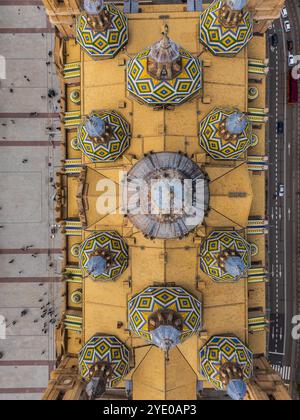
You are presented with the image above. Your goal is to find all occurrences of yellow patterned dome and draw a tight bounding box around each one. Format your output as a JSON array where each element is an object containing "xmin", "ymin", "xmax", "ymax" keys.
[
  {"xmin": 128, "ymin": 286, "xmax": 202, "ymax": 351},
  {"xmin": 79, "ymin": 231, "xmax": 129, "ymax": 281},
  {"xmin": 79, "ymin": 334, "xmax": 130, "ymax": 387},
  {"xmin": 200, "ymin": 0, "xmax": 253, "ymax": 56},
  {"xmin": 77, "ymin": 110, "xmax": 131, "ymax": 162},
  {"xmin": 76, "ymin": 3, "xmax": 128, "ymax": 59},
  {"xmin": 127, "ymin": 27, "xmax": 202, "ymax": 106},
  {"xmin": 199, "ymin": 108, "xmax": 253, "ymax": 160},
  {"xmin": 200, "ymin": 230, "xmax": 251, "ymax": 282},
  {"xmin": 199, "ymin": 335, "xmax": 253, "ymax": 395}
]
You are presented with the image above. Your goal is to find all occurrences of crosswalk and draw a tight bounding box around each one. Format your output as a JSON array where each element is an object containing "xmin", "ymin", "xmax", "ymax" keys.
[{"xmin": 271, "ymin": 365, "xmax": 291, "ymax": 382}]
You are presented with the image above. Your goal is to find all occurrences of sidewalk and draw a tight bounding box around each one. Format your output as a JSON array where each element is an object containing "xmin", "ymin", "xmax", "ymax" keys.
[{"xmin": 0, "ymin": 3, "xmax": 61, "ymax": 400}]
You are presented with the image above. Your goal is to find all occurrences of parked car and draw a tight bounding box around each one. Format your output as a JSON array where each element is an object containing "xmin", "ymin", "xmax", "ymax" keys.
[
  {"xmin": 271, "ymin": 34, "xmax": 279, "ymax": 47},
  {"xmin": 278, "ymin": 184, "xmax": 285, "ymax": 197},
  {"xmin": 288, "ymin": 52, "xmax": 295, "ymax": 67},
  {"xmin": 281, "ymin": 6, "xmax": 288, "ymax": 19},
  {"xmin": 284, "ymin": 20, "xmax": 291, "ymax": 32},
  {"xmin": 287, "ymin": 39, "xmax": 293, "ymax": 51},
  {"xmin": 277, "ymin": 121, "xmax": 284, "ymax": 134}
]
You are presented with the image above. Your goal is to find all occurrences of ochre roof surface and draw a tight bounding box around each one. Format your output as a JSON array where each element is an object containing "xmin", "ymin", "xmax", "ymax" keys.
[{"xmin": 61, "ymin": 3, "xmax": 267, "ymax": 399}]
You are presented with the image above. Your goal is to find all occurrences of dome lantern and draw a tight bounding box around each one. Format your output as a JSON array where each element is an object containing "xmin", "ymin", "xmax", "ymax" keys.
[
  {"xmin": 219, "ymin": 0, "xmax": 247, "ymax": 28},
  {"xmin": 85, "ymin": 114, "xmax": 113, "ymax": 145},
  {"xmin": 83, "ymin": 0, "xmax": 111, "ymax": 32},
  {"xmin": 147, "ymin": 25, "xmax": 182, "ymax": 81},
  {"xmin": 227, "ymin": 378, "xmax": 247, "ymax": 400}
]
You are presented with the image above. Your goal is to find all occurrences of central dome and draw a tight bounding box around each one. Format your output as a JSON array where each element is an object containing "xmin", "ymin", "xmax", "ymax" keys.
[{"xmin": 126, "ymin": 152, "xmax": 209, "ymax": 239}]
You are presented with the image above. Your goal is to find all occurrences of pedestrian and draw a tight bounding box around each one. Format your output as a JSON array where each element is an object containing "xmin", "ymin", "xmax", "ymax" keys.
[
  {"xmin": 20, "ymin": 310, "xmax": 27, "ymax": 317},
  {"xmin": 0, "ymin": 352, "xmax": 3, "ymax": 359},
  {"xmin": 32, "ymin": 254, "xmax": 37, "ymax": 258},
  {"xmin": 33, "ymin": 319, "xmax": 38, "ymax": 323},
  {"xmin": 8, "ymin": 259, "xmax": 14, "ymax": 264},
  {"xmin": 12, "ymin": 321, "xmax": 17, "ymax": 326},
  {"xmin": 18, "ymin": 271, "xmax": 23, "ymax": 274}
]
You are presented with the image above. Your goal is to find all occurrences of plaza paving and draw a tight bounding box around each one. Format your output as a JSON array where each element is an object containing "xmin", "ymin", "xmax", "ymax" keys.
[{"xmin": 0, "ymin": 1, "xmax": 61, "ymax": 400}]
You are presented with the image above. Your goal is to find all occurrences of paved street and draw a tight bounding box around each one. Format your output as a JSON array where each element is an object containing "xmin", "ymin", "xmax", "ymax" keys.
[
  {"xmin": 0, "ymin": 1, "xmax": 61, "ymax": 399},
  {"xmin": 267, "ymin": 0, "xmax": 300, "ymax": 395}
]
